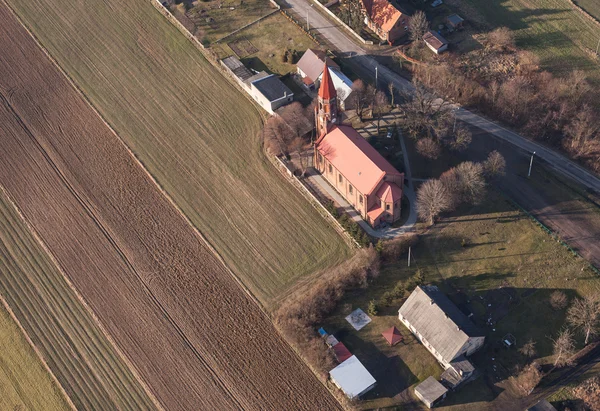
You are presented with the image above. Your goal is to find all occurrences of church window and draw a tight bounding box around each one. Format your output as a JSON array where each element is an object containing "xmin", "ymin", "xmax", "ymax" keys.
[
  {"xmin": 386, "ymin": 204, "xmax": 390, "ymax": 211},
  {"xmin": 349, "ymin": 185, "xmax": 353, "ymax": 194},
  {"xmin": 359, "ymin": 196, "xmax": 363, "ymax": 204},
  {"xmin": 329, "ymin": 164, "xmax": 333, "ymax": 173},
  {"xmin": 338, "ymin": 174, "xmax": 343, "ymax": 183}
]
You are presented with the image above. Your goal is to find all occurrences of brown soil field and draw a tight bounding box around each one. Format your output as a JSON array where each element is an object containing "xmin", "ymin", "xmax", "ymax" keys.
[{"xmin": 0, "ymin": 4, "xmax": 340, "ymax": 411}]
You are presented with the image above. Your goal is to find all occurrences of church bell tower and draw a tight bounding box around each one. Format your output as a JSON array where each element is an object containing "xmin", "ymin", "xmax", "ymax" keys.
[{"xmin": 315, "ymin": 62, "xmax": 338, "ymax": 137}]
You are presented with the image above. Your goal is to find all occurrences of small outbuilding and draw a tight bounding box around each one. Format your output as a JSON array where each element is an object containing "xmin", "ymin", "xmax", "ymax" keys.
[
  {"xmin": 423, "ymin": 30, "xmax": 449, "ymax": 54},
  {"xmin": 382, "ymin": 326, "xmax": 403, "ymax": 346},
  {"xmin": 329, "ymin": 355, "xmax": 376, "ymax": 399},
  {"xmin": 249, "ymin": 74, "xmax": 294, "ymax": 114},
  {"xmin": 527, "ymin": 399, "xmax": 557, "ymax": 411},
  {"xmin": 414, "ymin": 376, "xmax": 448, "ymax": 408},
  {"xmin": 333, "ymin": 342, "xmax": 353, "ymax": 363},
  {"xmin": 445, "ymin": 14, "xmax": 464, "ymax": 30}
]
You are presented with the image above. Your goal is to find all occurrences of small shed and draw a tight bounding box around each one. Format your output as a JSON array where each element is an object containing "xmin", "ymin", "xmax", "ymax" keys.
[
  {"xmin": 446, "ymin": 14, "xmax": 464, "ymax": 30},
  {"xmin": 423, "ymin": 31, "xmax": 449, "ymax": 54},
  {"xmin": 414, "ymin": 376, "xmax": 448, "ymax": 408},
  {"xmin": 527, "ymin": 399, "xmax": 557, "ymax": 411},
  {"xmin": 249, "ymin": 74, "xmax": 293, "ymax": 114},
  {"xmin": 329, "ymin": 355, "xmax": 376, "ymax": 399},
  {"xmin": 333, "ymin": 342, "xmax": 353, "ymax": 363},
  {"xmin": 382, "ymin": 326, "xmax": 403, "ymax": 346}
]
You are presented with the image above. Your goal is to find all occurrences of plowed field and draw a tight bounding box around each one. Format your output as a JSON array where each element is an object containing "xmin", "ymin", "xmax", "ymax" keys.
[
  {"xmin": 0, "ymin": 4, "xmax": 340, "ymax": 411},
  {"xmin": 4, "ymin": 0, "xmax": 350, "ymax": 307}
]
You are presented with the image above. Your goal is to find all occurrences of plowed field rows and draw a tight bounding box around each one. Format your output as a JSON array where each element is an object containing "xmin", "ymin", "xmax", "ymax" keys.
[
  {"xmin": 0, "ymin": 4, "xmax": 340, "ymax": 410},
  {"xmin": 4, "ymin": 0, "xmax": 350, "ymax": 306},
  {"xmin": 0, "ymin": 190, "xmax": 158, "ymax": 410}
]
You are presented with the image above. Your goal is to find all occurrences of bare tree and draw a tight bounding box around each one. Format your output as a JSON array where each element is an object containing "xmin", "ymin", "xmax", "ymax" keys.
[
  {"xmin": 447, "ymin": 124, "xmax": 472, "ymax": 152},
  {"xmin": 417, "ymin": 179, "xmax": 451, "ymax": 225},
  {"xmin": 439, "ymin": 167, "xmax": 461, "ymax": 210},
  {"xmin": 373, "ymin": 90, "xmax": 389, "ymax": 135},
  {"xmin": 388, "ymin": 82, "xmax": 395, "ymax": 107},
  {"xmin": 416, "ymin": 138, "xmax": 441, "ymax": 160},
  {"xmin": 408, "ymin": 10, "xmax": 428, "ymax": 42},
  {"xmin": 552, "ymin": 328, "xmax": 576, "ymax": 368},
  {"xmin": 400, "ymin": 80, "xmax": 452, "ymax": 139},
  {"xmin": 563, "ymin": 105, "xmax": 600, "ymax": 164},
  {"xmin": 519, "ymin": 338, "xmax": 537, "ymax": 358},
  {"xmin": 263, "ymin": 116, "xmax": 291, "ymax": 156},
  {"xmin": 512, "ymin": 362, "xmax": 542, "ymax": 395},
  {"xmin": 487, "ymin": 27, "xmax": 515, "ymax": 52},
  {"xmin": 483, "ymin": 150, "xmax": 506, "ymax": 178},
  {"xmin": 567, "ymin": 295, "xmax": 600, "ymax": 345},
  {"xmin": 352, "ymin": 79, "xmax": 367, "ymax": 120},
  {"xmin": 550, "ymin": 290, "xmax": 569, "ymax": 310},
  {"xmin": 281, "ymin": 102, "xmax": 310, "ymax": 139},
  {"xmin": 289, "ymin": 136, "xmax": 309, "ymax": 176},
  {"xmin": 455, "ymin": 161, "xmax": 486, "ymax": 205}
]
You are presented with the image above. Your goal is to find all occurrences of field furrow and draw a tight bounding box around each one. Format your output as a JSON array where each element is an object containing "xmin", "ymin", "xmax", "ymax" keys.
[{"xmin": 0, "ymin": 3, "xmax": 341, "ymax": 410}]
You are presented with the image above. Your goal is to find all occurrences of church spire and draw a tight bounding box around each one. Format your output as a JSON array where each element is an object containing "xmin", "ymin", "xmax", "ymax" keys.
[{"xmin": 315, "ymin": 63, "xmax": 338, "ymax": 137}]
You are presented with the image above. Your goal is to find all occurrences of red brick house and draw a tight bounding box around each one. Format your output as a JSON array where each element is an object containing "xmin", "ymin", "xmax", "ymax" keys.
[
  {"xmin": 314, "ymin": 64, "xmax": 404, "ymax": 227},
  {"xmin": 361, "ymin": 0, "xmax": 409, "ymax": 45}
]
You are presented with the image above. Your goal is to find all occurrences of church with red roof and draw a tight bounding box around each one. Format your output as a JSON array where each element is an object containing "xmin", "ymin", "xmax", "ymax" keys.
[{"xmin": 314, "ymin": 63, "xmax": 404, "ymax": 228}]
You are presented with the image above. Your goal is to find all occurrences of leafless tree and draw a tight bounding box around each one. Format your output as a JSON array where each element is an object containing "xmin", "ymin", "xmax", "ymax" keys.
[
  {"xmin": 439, "ymin": 167, "xmax": 461, "ymax": 210},
  {"xmin": 447, "ymin": 124, "xmax": 472, "ymax": 152},
  {"xmin": 408, "ymin": 10, "xmax": 428, "ymax": 42},
  {"xmin": 455, "ymin": 161, "xmax": 486, "ymax": 205},
  {"xmin": 417, "ymin": 179, "xmax": 451, "ymax": 225},
  {"xmin": 352, "ymin": 79, "xmax": 367, "ymax": 120},
  {"xmin": 550, "ymin": 290, "xmax": 569, "ymax": 310},
  {"xmin": 552, "ymin": 328, "xmax": 576, "ymax": 368},
  {"xmin": 416, "ymin": 138, "xmax": 441, "ymax": 160},
  {"xmin": 281, "ymin": 102, "xmax": 310, "ymax": 139},
  {"xmin": 289, "ymin": 136, "xmax": 309, "ymax": 176},
  {"xmin": 519, "ymin": 338, "xmax": 537, "ymax": 358},
  {"xmin": 263, "ymin": 116, "xmax": 291, "ymax": 156},
  {"xmin": 513, "ymin": 362, "xmax": 542, "ymax": 395},
  {"xmin": 563, "ymin": 105, "xmax": 600, "ymax": 164},
  {"xmin": 487, "ymin": 26, "xmax": 515, "ymax": 52},
  {"xmin": 483, "ymin": 150, "xmax": 506, "ymax": 178},
  {"xmin": 388, "ymin": 82, "xmax": 395, "ymax": 107},
  {"xmin": 373, "ymin": 90, "xmax": 388, "ymax": 135},
  {"xmin": 400, "ymin": 80, "xmax": 452, "ymax": 139},
  {"xmin": 568, "ymin": 295, "xmax": 600, "ymax": 345}
]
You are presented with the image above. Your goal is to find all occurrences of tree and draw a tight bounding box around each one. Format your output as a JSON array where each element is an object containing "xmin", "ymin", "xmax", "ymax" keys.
[
  {"xmin": 550, "ymin": 291, "xmax": 569, "ymax": 310},
  {"xmin": 483, "ymin": 151, "xmax": 506, "ymax": 178},
  {"xmin": 352, "ymin": 79, "xmax": 367, "ymax": 120},
  {"xmin": 447, "ymin": 124, "xmax": 472, "ymax": 152},
  {"xmin": 417, "ymin": 179, "xmax": 451, "ymax": 225},
  {"xmin": 373, "ymin": 90, "xmax": 389, "ymax": 135},
  {"xmin": 487, "ymin": 27, "xmax": 515, "ymax": 52},
  {"xmin": 567, "ymin": 295, "xmax": 600, "ymax": 345},
  {"xmin": 455, "ymin": 162, "xmax": 486, "ymax": 205},
  {"xmin": 368, "ymin": 299, "xmax": 378, "ymax": 316},
  {"xmin": 289, "ymin": 136, "xmax": 309, "ymax": 176},
  {"xmin": 263, "ymin": 116, "xmax": 290, "ymax": 156},
  {"xmin": 519, "ymin": 339, "xmax": 537, "ymax": 358},
  {"xmin": 408, "ymin": 10, "xmax": 428, "ymax": 42},
  {"xmin": 552, "ymin": 328, "xmax": 575, "ymax": 368},
  {"xmin": 416, "ymin": 138, "xmax": 441, "ymax": 160},
  {"xmin": 388, "ymin": 82, "xmax": 395, "ymax": 107},
  {"xmin": 339, "ymin": 0, "xmax": 363, "ymax": 33},
  {"xmin": 513, "ymin": 362, "xmax": 542, "ymax": 395},
  {"xmin": 563, "ymin": 105, "xmax": 600, "ymax": 165}
]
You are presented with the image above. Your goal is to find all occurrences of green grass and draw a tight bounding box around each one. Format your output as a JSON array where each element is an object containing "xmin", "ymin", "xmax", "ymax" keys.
[
  {"xmin": 461, "ymin": 0, "xmax": 600, "ymax": 84},
  {"xmin": 213, "ymin": 11, "xmax": 319, "ymax": 75},
  {"xmin": 0, "ymin": 304, "xmax": 70, "ymax": 411},
  {"xmin": 5, "ymin": 0, "xmax": 350, "ymax": 308},
  {"xmin": 575, "ymin": 0, "xmax": 600, "ymax": 20},
  {"xmin": 0, "ymin": 191, "xmax": 157, "ymax": 409}
]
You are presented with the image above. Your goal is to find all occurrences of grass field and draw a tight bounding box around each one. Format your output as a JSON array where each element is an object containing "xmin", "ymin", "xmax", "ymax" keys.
[
  {"xmin": 0, "ymin": 190, "xmax": 157, "ymax": 409},
  {"xmin": 0, "ymin": 303, "xmax": 70, "ymax": 411},
  {"xmin": 5, "ymin": 0, "xmax": 350, "ymax": 307},
  {"xmin": 461, "ymin": 0, "xmax": 600, "ymax": 84},
  {"xmin": 213, "ymin": 11, "xmax": 319, "ymax": 75},
  {"xmin": 575, "ymin": 0, "xmax": 600, "ymax": 20}
]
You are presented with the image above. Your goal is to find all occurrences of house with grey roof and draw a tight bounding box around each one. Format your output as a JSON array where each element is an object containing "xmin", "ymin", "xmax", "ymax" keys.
[
  {"xmin": 249, "ymin": 74, "xmax": 294, "ymax": 114},
  {"xmin": 414, "ymin": 376, "xmax": 448, "ymax": 408},
  {"xmin": 398, "ymin": 286, "xmax": 484, "ymax": 387},
  {"xmin": 296, "ymin": 48, "xmax": 339, "ymax": 89}
]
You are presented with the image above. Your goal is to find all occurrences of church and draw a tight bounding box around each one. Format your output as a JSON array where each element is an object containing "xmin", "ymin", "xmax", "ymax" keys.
[{"xmin": 313, "ymin": 63, "xmax": 404, "ymax": 228}]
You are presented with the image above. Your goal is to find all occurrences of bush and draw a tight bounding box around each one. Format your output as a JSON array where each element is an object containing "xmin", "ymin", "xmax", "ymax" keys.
[
  {"xmin": 368, "ymin": 300, "xmax": 378, "ymax": 316},
  {"xmin": 550, "ymin": 291, "xmax": 569, "ymax": 310}
]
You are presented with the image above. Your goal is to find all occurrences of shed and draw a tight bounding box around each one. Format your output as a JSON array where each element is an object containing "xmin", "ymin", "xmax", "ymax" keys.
[
  {"xmin": 329, "ymin": 355, "xmax": 376, "ymax": 399},
  {"xmin": 423, "ymin": 31, "xmax": 449, "ymax": 54},
  {"xmin": 414, "ymin": 376, "xmax": 448, "ymax": 408},
  {"xmin": 446, "ymin": 14, "xmax": 464, "ymax": 30},
  {"xmin": 527, "ymin": 399, "xmax": 557, "ymax": 411},
  {"xmin": 333, "ymin": 342, "xmax": 353, "ymax": 363},
  {"xmin": 382, "ymin": 326, "xmax": 403, "ymax": 346},
  {"xmin": 249, "ymin": 74, "xmax": 293, "ymax": 114}
]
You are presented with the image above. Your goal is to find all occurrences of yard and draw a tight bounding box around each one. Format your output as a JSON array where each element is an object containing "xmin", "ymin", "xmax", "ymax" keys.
[
  {"xmin": 321, "ymin": 186, "xmax": 600, "ymax": 409},
  {"xmin": 6, "ymin": 0, "xmax": 350, "ymax": 308},
  {"xmin": 575, "ymin": 0, "xmax": 600, "ymax": 20},
  {"xmin": 212, "ymin": 11, "xmax": 320, "ymax": 75}
]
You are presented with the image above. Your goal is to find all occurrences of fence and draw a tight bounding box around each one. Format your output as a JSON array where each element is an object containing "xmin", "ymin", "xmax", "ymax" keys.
[
  {"xmin": 308, "ymin": 0, "xmax": 373, "ymax": 45},
  {"xmin": 280, "ymin": 9, "xmax": 321, "ymax": 45}
]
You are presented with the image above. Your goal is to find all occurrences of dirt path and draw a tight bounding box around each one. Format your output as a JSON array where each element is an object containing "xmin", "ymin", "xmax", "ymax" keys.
[{"xmin": 0, "ymin": 4, "xmax": 340, "ymax": 410}]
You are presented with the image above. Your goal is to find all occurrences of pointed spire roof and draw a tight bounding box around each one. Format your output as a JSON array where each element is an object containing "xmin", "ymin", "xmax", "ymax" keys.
[
  {"xmin": 318, "ymin": 62, "xmax": 337, "ymax": 100},
  {"xmin": 382, "ymin": 326, "xmax": 403, "ymax": 346}
]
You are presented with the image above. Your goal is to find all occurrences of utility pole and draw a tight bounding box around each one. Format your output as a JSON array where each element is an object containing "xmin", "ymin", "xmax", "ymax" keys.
[
  {"xmin": 375, "ymin": 66, "xmax": 378, "ymax": 89},
  {"xmin": 407, "ymin": 246, "xmax": 411, "ymax": 267},
  {"xmin": 306, "ymin": 9, "xmax": 309, "ymax": 31},
  {"xmin": 528, "ymin": 151, "xmax": 536, "ymax": 178}
]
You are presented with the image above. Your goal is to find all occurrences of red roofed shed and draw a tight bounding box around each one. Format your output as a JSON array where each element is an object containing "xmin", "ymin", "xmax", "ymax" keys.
[
  {"xmin": 382, "ymin": 326, "xmax": 403, "ymax": 346},
  {"xmin": 333, "ymin": 342, "xmax": 353, "ymax": 363}
]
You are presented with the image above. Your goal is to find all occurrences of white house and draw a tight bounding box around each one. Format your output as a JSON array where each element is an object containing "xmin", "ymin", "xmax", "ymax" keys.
[
  {"xmin": 423, "ymin": 30, "xmax": 449, "ymax": 54},
  {"xmin": 317, "ymin": 67, "xmax": 353, "ymax": 109},
  {"xmin": 249, "ymin": 74, "xmax": 294, "ymax": 114},
  {"xmin": 329, "ymin": 355, "xmax": 376, "ymax": 399}
]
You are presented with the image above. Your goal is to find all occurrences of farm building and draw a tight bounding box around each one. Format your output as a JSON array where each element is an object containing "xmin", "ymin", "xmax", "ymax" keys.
[
  {"xmin": 445, "ymin": 14, "xmax": 464, "ymax": 30},
  {"xmin": 414, "ymin": 376, "xmax": 448, "ymax": 408},
  {"xmin": 423, "ymin": 30, "xmax": 449, "ymax": 54},
  {"xmin": 361, "ymin": 0, "xmax": 410, "ymax": 44},
  {"xmin": 250, "ymin": 74, "xmax": 294, "ymax": 114},
  {"xmin": 527, "ymin": 399, "xmax": 557, "ymax": 411},
  {"xmin": 329, "ymin": 355, "xmax": 376, "ymax": 399},
  {"xmin": 296, "ymin": 49, "xmax": 339, "ymax": 89},
  {"xmin": 398, "ymin": 286, "xmax": 484, "ymax": 387},
  {"xmin": 313, "ymin": 64, "xmax": 404, "ymax": 228}
]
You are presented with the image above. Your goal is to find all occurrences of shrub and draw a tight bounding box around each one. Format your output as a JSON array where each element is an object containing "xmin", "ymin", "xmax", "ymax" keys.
[
  {"xmin": 550, "ymin": 291, "xmax": 569, "ymax": 310},
  {"xmin": 368, "ymin": 300, "xmax": 378, "ymax": 316}
]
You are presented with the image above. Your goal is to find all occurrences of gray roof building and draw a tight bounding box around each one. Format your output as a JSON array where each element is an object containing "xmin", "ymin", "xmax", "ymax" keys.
[
  {"xmin": 221, "ymin": 56, "xmax": 253, "ymax": 82},
  {"xmin": 423, "ymin": 30, "xmax": 449, "ymax": 54},
  {"xmin": 251, "ymin": 75, "xmax": 293, "ymax": 102},
  {"xmin": 296, "ymin": 48, "xmax": 339, "ymax": 85},
  {"xmin": 414, "ymin": 376, "xmax": 447, "ymax": 408},
  {"xmin": 446, "ymin": 14, "xmax": 464, "ymax": 29},
  {"xmin": 527, "ymin": 399, "xmax": 557, "ymax": 411}
]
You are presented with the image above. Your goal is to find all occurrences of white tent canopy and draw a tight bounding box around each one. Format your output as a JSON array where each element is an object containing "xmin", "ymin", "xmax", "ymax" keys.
[{"xmin": 329, "ymin": 355, "xmax": 376, "ymax": 399}]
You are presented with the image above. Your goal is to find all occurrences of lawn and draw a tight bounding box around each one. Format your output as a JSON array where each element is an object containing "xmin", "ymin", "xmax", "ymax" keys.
[
  {"xmin": 213, "ymin": 11, "xmax": 320, "ymax": 75},
  {"xmin": 0, "ymin": 304, "xmax": 70, "ymax": 411},
  {"xmin": 5, "ymin": 0, "xmax": 350, "ymax": 308},
  {"xmin": 457, "ymin": 0, "xmax": 600, "ymax": 84},
  {"xmin": 0, "ymin": 190, "xmax": 157, "ymax": 409},
  {"xmin": 575, "ymin": 0, "xmax": 600, "ymax": 20}
]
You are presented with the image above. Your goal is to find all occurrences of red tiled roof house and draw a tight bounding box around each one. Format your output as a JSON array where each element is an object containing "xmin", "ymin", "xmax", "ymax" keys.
[
  {"xmin": 314, "ymin": 64, "xmax": 404, "ymax": 228},
  {"xmin": 361, "ymin": 0, "xmax": 409, "ymax": 45}
]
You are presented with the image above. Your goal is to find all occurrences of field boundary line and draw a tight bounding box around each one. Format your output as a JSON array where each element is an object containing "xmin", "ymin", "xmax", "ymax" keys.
[
  {"xmin": 0, "ymin": 293, "xmax": 77, "ymax": 411},
  {"xmin": 0, "ymin": 182, "xmax": 165, "ymax": 411}
]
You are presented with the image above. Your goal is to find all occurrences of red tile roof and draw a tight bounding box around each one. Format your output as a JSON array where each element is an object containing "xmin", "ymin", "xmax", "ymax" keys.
[
  {"xmin": 367, "ymin": 205, "xmax": 385, "ymax": 221},
  {"xmin": 382, "ymin": 326, "xmax": 403, "ymax": 346},
  {"xmin": 376, "ymin": 181, "xmax": 402, "ymax": 203},
  {"xmin": 363, "ymin": 0, "xmax": 404, "ymax": 33},
  {"xmin": 333, "ymin": 342, "xmax": 353, "ymax": 363},
  {"xmin": 316, "ymin": 125, "xmax": 402, "ymax": 195},
  {"xmin": 318, "ymin": 63, "xmax": 337, "ymax": 100}
]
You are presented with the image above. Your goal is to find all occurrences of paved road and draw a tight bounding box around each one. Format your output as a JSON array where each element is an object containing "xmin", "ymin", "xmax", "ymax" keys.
[{"xmin": 282, "ymin": 0, "xmax": 600, "ymax": 194}]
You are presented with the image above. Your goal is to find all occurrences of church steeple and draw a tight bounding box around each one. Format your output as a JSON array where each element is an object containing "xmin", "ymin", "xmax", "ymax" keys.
[{"xmin": 315, "ymin": 63, "xmax": 338, "ymax": 136}]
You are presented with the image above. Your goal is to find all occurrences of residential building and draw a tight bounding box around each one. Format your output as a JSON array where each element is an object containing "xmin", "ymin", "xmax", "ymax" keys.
[
  {"xmin": 398, "ymin": 286, "xmax": 484, "ymax": 387},
  {"xmin": 361, "ymin": 0, "xmax": 410, "ymax": 44},
  {"xmin": 423, "ymin": 30, "xmax": 449, "ymax": 54},
  {"xmin": 414, "ymin": 376, "xmax": 448, "ymax": 408},
  {"xmin": 329, "ymin": 355, "xmax": 376, "ymax": 399},
  {"xmin": 527, "ymin": 399, "xmax": 558, "ymax": 411},
  {"xmin": 313, "ymin": 63, "xmax": 404, "ymax": 228},
  {"xmin": 250, "ymin": 74, "xmax": 294, "ymax": 114}
]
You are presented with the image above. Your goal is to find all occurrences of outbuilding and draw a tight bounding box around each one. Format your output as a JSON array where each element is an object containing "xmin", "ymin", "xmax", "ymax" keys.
[
  {"xmin": 329, "ymin": 355, "xmax": 376, "ymax": 399},
  {"xmin": 423, "ymin": 30, "xmax": 449, "ymax": 54},
  {"xmin": 527, "ymin": 399, "xmax": 557, "ymax": 411},
  {"xmin": 249, "ymin": 74, "xmax": 294, "ymax": 114},
  {"xmin": 414, "ymin": 376, "xmax": 448, "ymax": 408},
  {"xmin": 445, "ymin": 14, "xmax": 464, "ymax": 30}
]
